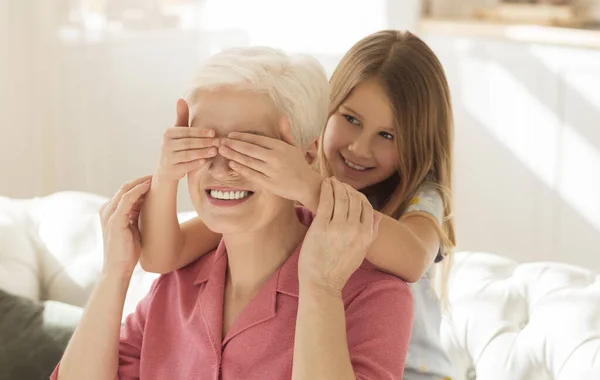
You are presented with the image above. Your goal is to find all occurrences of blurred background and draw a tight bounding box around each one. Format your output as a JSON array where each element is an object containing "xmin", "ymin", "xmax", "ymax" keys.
[{"xmin": 1, "ymin": 0, "xmax": 599, "ymax": 270}]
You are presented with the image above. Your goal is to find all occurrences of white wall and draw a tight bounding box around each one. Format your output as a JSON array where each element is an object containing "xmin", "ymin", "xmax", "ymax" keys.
[
  {"xmin": 2, "ymin": 1, "xmax": 598, "ymax": 270},
  {"xmin": 0, "ymin": 0, "xmax": 416, "ymax": 210},
  {"xmin": 424, "ymin": 35, "xmax": 600, "ymax": 270}
]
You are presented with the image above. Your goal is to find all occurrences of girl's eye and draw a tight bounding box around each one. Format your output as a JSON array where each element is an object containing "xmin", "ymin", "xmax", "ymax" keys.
[
  {"xmin": 380, "ymin": 131, "xmax": 394, "ymax": 140},
  {"xmin": 343, "ymin": 114, "xmax": 360, "ymax": 126}
]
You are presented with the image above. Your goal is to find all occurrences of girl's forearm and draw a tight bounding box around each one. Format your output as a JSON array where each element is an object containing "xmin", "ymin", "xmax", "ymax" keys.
[
  {"xmin": 299, "ymin": 178, "xmax": 436, "ymax": 283},
  {"xmin": 298, "ymin": 173, "xmax": 323, "ymax": 214},
  {"xmin": 139, "ymin": 177, "xmax": 184, "ymax": 273},
  {"xmin": 366, "ymin": 214, "xmax": 439, "ymax": 283}
]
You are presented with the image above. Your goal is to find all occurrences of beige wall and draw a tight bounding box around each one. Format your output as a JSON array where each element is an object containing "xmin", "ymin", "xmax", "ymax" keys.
[
  {"xmin": 425, "ymin": 34, "xmax": 600, "ymax": 270},
  {"xmin": 1, "ymin": 0, "xmax": 598, "ymax": 270}
]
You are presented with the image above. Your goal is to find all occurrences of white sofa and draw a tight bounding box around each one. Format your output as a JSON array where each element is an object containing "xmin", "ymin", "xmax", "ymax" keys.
[{"xmin": 1, "ymin": 191, "xmax": 599, "ymax": 380}]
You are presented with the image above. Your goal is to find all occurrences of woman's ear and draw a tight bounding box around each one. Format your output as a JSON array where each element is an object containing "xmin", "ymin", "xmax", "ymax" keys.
[{"xmin": 304, "ymin": 138, "xmax": 319, "ymax": 165}]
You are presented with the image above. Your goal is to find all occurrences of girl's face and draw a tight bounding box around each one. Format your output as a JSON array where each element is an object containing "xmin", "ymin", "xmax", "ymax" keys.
[{"xmin": 323, "ymin": 78, "xmax": 399, "ymax": 191}]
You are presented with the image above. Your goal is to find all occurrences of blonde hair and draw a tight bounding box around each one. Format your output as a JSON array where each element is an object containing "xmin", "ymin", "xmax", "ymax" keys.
[
  {"xmin": 186, "ymin": 46, "xmax": 330, "ymax": 148},
  {"xmin": 320, "ymin": 30, "xmax": 456, "ymax": 301}
]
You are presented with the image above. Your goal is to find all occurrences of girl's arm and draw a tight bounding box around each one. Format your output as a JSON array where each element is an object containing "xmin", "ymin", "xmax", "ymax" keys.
[
  {"xmin": 139, "ymin": 99, "xmax": 222, "ymax": 274},
  {"xmin": 365, "ymin": 184, "xmax": 445, "ymax": 282},
  {"xmin": 219, "ymin": 131, "xmax": 443, "ymax": 283},
  {"xmin": 367, "ymin": 213, "xmax": 440, "ymax": 283},
  {"xmin": 139, "ymin": 177, "xmax": 221, "ymax": 274},
  {"xmin": 302, "ymin": 181, "xmax": 442, "ymax": 283},
  {"xmin": 307, "ymin": 184, "xmax": 442, "ymax": 283}
]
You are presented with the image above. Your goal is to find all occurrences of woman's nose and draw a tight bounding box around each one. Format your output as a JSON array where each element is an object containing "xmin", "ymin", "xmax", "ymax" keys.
[{"xmin": 208, "ymin": 154, "xmax": 239, "ymax": 180}]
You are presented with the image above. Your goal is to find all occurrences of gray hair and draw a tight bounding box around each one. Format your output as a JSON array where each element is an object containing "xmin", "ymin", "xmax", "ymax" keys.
[{"xmin": 186, "ymin": 46, "xmax": 329, "ymax": 148}]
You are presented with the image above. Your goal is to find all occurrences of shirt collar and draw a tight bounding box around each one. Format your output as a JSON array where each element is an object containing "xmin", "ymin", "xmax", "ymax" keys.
[{"xmin": 193, "ymin": 239, "xmax": 227, "ymax": 286}]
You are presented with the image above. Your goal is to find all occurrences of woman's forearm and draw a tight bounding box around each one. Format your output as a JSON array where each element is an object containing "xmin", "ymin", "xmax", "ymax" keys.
[
  {"xmin": 57, "ymin": 273, "xmax": 130, "ymax": 380},
  {"xmin": 139, "ymin": 176, "xmax": 185, "ymax": 273},
  {"xmin": 292, "ymin": 282, "xmax": 356, "ymax": 380}
]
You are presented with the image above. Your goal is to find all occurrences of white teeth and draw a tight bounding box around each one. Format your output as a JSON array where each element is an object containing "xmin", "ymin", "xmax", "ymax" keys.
[
  {"xmin": 344, "ymin": 158, "xmax": 368, "ymax": 171},
  {"xmin": 210, "ymin": 190, "xmax": 250, "ymax": 200}
]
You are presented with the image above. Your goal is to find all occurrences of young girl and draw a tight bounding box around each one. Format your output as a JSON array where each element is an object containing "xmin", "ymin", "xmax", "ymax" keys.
[{"xmin": 140, "ymin": 30, "xmax": 456, "ymax": 380}]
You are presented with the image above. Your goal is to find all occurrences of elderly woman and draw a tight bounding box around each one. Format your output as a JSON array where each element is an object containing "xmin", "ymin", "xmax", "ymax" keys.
[{"xmin": 51, "ymin": 47, "xmax": 413, "ymax": 380}]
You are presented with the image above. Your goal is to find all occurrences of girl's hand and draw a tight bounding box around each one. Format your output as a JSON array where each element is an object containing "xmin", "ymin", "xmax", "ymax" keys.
[
  {"xmin": 218, "ymin": 117, "xmax": 322, "ymax": 209},
  {"xmin": 99, "ymin": 175, "xmax": 153, "ymax": 278},
  {"xmin": 298, "ymin": 178, "xmax": 382, "ymax": 292},
  {"xmin": 156, "ymin": 99, "xmax": 219, "ymax": 183}
]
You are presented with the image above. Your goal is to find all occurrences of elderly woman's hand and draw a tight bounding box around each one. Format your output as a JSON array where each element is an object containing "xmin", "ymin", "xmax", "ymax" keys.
[
  {"xmin": 298, "ymin": 178, "xmax": 381, "ymax": 293},
  {"xmin": 99, "ymin": 175, "xmax": 152, "ymax": 278}
]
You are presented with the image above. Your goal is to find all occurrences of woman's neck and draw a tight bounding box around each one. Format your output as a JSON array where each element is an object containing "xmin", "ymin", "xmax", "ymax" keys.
[{"xmin": 222, "ymin": 205, "xmax": 307, "ymax": 298}]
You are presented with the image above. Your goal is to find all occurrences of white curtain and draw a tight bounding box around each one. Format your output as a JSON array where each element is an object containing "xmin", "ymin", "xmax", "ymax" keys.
[{"xmin": 0, "ymin": 0, "xmax": 419, "ymax": 210}]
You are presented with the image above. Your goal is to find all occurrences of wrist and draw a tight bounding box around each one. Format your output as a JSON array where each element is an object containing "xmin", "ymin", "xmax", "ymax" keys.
[
  {"xmin": 299, "ymin": 173, "xmax": 322, "ymax": 213},
  {"xmin": 153, "ymin": 170, "xmax": 180, "ymax": 189},
  {"xmin": 99, "ymin": 270, "xmax": 133, "ymax": 289},
  {"xmin": 299, "ymin": 279, "xmax": 343, "ymax": 299}
]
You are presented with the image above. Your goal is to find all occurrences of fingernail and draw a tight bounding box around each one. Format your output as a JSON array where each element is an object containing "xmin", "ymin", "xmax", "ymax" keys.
[
  {"xmin": 209, "ymin": 148, "xmax": 218, "ymax": 155},
  {"xmin": 213, "ymin": 139, "xmax": 220, "ymax": 147}
]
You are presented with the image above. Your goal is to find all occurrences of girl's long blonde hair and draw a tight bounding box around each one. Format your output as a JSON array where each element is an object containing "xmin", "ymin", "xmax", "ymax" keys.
[{"xmin": 319, "ymin": 30, "xmax": 456, "ymax": 300}]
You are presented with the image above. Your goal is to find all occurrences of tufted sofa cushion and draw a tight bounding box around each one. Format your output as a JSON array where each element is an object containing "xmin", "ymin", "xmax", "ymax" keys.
[
  {"xmin": 0, "ymin": 192, "xmax": 196, "ymax": 319},
  {"xmin": 444, "ymin": 252, "xmax": 600, "ymax": 380},
  {"xmin": 1, "ymin": 191, "xmax": 599, "ymax": 379}
]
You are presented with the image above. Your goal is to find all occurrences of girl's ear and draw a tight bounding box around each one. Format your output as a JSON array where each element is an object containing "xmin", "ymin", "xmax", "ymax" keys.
[{"xmin": 304, "ymin": 138, "xmax": 319, "ymax": 165}]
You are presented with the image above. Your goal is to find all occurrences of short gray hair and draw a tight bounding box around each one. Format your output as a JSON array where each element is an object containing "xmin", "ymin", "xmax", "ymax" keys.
[{"xmin": 186, "ymin": 46, "xmax": 329, "ymax": 148}]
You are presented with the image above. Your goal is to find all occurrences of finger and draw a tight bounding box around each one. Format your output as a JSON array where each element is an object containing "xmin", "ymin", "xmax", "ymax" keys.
[
  {"xmin": 103, "ymin": 175, "xmax": 152, "ymax": 221},
  {"xmin": 99, "ymin": 201, "xmax": 109, "ymax": 230},
  {"xmin": 228, "ymin": 161, "xmax": 270, "ymax": 183},
  {"xmin": 346, "ymin": 184, "xmax": 362, "ymax": 223},
  {"xmin": 164, "ymin": 127, "xmax": 215, "ymax": 139},
  {"xmin": 226, "ymin": 132, "xmax": 279, "ymax": 150},
  {"xmin": 219, "ymin": 146, "xmax": 268, "ymax": 175},
  {"xmin": 314, "ymin": 178, "xmax": 334, "ymax": 223},
  {"xmin": 331, "ymin": 178, "xmax": 349, "ymax": 223},
  {"xmin": 360, "ymin": 196, "xmax": 375, "ymax": 230},
  {"xmin": 278, "ymin": 116, "xmax": 298, "ymax": 147},
  {"xmin": 110, "ymin": 182, "xmax": 152, "ymax": 229},
  {"xmin": 372, "ymin": 212, "xmax": 382, "ymax": 239},
  {"xmin": 169, "ymin": 137, "xmax": 219, "ymax": 152},
  {"xmin": 99, "ymin": 201, "xmax": 108, "ymax": 217},
  {"xmin": 128, "ymin": 193, "xmax": 148, "ymax": 222},
  {"xmin": 174, "ymin": 98, "xmax": 190, "ymax": 127},
  {"xmin": 171, "ymin": 148, "xmax": 218, "ymax": 163},
  {"xmin": 174, "ymin": 159, "xmax": 207, "ymax": 173},
  {"xmin": 220, "ymin": 138, "xmax": 273, "ymax": 162}
]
